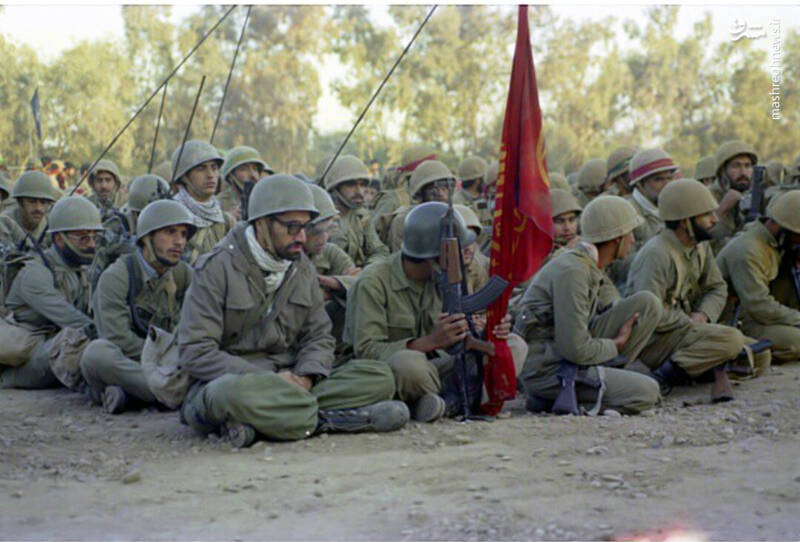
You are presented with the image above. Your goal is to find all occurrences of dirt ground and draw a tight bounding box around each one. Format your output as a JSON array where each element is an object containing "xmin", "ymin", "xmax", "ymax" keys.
[{"xmin": 1, "ymin": 363, "xmax": 799, "ymax": 541}]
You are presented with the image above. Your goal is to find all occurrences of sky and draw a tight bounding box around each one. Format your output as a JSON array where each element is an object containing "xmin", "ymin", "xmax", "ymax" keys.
[{"xmin": 1, "ymin": 3, "xmax": 798, "ymax": 134}]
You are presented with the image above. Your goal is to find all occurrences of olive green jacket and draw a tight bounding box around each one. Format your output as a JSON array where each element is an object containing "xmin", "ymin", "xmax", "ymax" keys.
[
  {"xmin": 513, "ymin": 246, "xmax": 620, "ymax": 381},
  {"xmin": 183, "ymin": 213, "xmax": 236, "ymax": 264},
  {"xmin": 4, "ymin": 246, "xmax": 93, "ymax": 333},
  {"xmin": 89, "ymin": 210, "xmax": 136, "ymax": 288},
  {"xmin": 466, "ymin": 249, "xmax": 490, "ymax": 295},
  {"xmin": 387, "ymin": 204, "xmax": 413, "ymax": 254},
  {"xmin": 310, "ymin": 243, "xmax": 358, "ymax": 293},
  {"xmin": 330, "ymin": 207, "xmax": 389, "ymax": 267},
  {"xmin": 0, "ymin": 207, "xmax": 51, "ymax": 249},
  {"xmin": 92, "ymin": 250, "xmax": 191, "ymax": 359},
  {"xmin": 177, "ymin": 223, "xmax": 334, "ymax": 383},
  {"xmin": 627, "ymin": 229, "xmax": 727, "ymax": 329},
  {"xmin": 345, "ymin": 252, "xmax": 442, "ymax": 361},
  {"xmin": 89, "ymin": 191, "xmax": 127, "ymax": 222},
  {"xmin": 716, "ymin": 220, "xmax": 800, "ymax": 328},
  {"xmin": 627, "ymin": 192, "xmax": 663, "ymax": 248},
  {"xmin": 369, "ymin": 188, "xmax": 409, "ymax": 245},
  {"xmin": 709, "ymin": 179, "xmax": 742, "ymax": 249}
]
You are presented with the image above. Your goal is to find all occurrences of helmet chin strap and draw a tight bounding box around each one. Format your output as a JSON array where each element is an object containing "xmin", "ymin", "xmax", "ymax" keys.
[
  {"xmin": 60, "ymin": 235, "xmax": 95, "ymax": 266},
  {"xmin": 685, "ymin": 218, "xmax": 697, "ymax": 244},
  {"xmin": 332, "ymin": 188, "xmax": 362, "ymax": 210},
  {"xmin": 143, "ymin": 237, "xmax": 177, "ymax": 269}
]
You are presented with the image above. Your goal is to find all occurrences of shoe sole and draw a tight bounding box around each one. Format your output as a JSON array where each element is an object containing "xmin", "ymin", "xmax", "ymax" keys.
[
  {"xmin": 413, "ymin": 394, "xmax": 446, "ymax": 423},
  {"xmin": 368, "ymin": 401, "xmax": 410, "ymax": 432},
  {"xmin": 102, "ymin": 387, "xmax": 126, "ymax": 415},
  {"xmin": 222, "ymin": 422, "xmax": 256, "ymax": 448}
]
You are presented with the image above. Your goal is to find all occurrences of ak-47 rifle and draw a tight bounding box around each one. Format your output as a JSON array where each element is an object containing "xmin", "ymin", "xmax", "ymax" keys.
[
  {"xmin": 239, "ymin": 180, "xmax": 255, "ymax": 221},
  {"xmin": 211, "ymin": 5, "xmax": 252, "ymax": 145},
  {"xmin": 438, "ymin": 184, "xmax": 509, "ymax": 420},
  {"xmin": 745, "ymin": 165, "xmax": 766, "ymax": 222}
]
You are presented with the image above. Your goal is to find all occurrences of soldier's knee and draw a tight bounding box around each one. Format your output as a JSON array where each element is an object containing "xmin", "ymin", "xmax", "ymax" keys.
[
  {"xmin": 346, "ymin": 358, "xmax": 396, "ymax": 398},
  {"xmin": 638, "ymin": 375, "xmax": 661, "ymax": 410},
  {"xmin": 628, "ymin": 290, "xmax": 661, "ymax": 319},
  {"xmin": 79, "ymin": 339, "xmax": 112, "ymax": 375},
  {"xmin": 719, "ymin": 327, "xmax": 746, "ymax": 360},
  {"xmin": 506, "ymin": 333, "xmax": 529, "ymax": 376},
  {"xmin": 386, "ymin": 350, "xmax": 431, "ymax": 381}
]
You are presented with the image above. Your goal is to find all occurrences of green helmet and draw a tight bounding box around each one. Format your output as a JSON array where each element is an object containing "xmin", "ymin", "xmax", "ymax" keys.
[
  {"xmin": 457, "ymin": 156, "xmax": 488, "ymax": 182},
  {"xmin": 48, "ymin": 196, "xmax": 103, "ymax": 233},
  {"xmin": 694, "ymin": 155, "xmax": 716, "ymax": 180},
  {"xmin": 764, "ymin": 160, "xmax": 785, "ymax": 185},
  {"xmin": 222, "ymin": 146, "xmax": 273, "ymax": 180},
  {"xmin": 88, "ymin": 159, "xmax": 122, "ymax": 188},
  {"xmin": 629, "ymin": 148, "xmax": 678, "ymax": 186},
  {"xmin": 12, "ymin": 171, "xmax": 59, "ymax": 201},
  {"xmin": 409, "ymin": 160, "xmax": 454, "ymax": 199},
  {"xmin": 454, "ymin": 203, "xmax": 481, "ymax": 235},
  {"xmin": 566, "ymin": 171, "xmax": 579, "ymax": 187},
  {"xmin": 307, "ymin": 183, "xmax": 339, "ymax": 224},
  {"xmin": 715, "ymin": 140, "xmax": 758, "ymax": 178},
  {"xmin": 766, "ymin": 190, "xmax": 800, "ymax": 234},
  {"xmin": 486, "ymin": 160, "xmax": 499, "ymax": 185},
  {"xmin": 153, "ymin": 161, "xmax": 174, "ymax": 183},
  {"xmin": 126, "ymin": 175, "xmax": 170, "ymax": 212},
  {"xmin": 136, "ymin": 199, "xmax": 197, "ymax": 242},
  {"xmin": 314, "ymin": 154, "xmax": 336, "ymax": 186},
  {"xmin": 171, "ymin": 140, "xmax": 223, "ymax": 182},
  {"xmin": 580, "ymin": 195, "xmax": 643, "ymax": 244},
  {"xmin": 248, "ymin": 174, "xmax": 318, "ymax": 223},
  {"xmin": 400, "ymin": 145, "xmax": 437, "ymax": 172},
  {"xmin": 606, "ymin": 146, "xmax": 638, "ymax": 180},
  {"xmin": 657, "ymin": 178, "xmax": 718, "ymax": 221},
  {"xmin": 401, "ymin": 202, "xmax": 476, "ymax": 259},
  {"xmin": 324, "ymin": 155, "xmax": 373, "ymax": 192},
  {"xmin": 577, "ymin": 159, "xmax": 606, "ymax": 193},
  {"xmin": 548, "ymin": 172, "xmax": 571, "ymax": 192},
  {"xmin": 550, "ymin": 188, "xmax": 582, "ymax": 218}
]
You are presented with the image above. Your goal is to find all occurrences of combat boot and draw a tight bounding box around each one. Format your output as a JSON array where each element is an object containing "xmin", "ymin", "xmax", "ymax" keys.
[
  {"xmin": 316, "ymin": 400, "xmax": 409, "ymax": 434},
  {"xmin": 411, "ymin": 393, "xmax": 446, "ymax": 422},
  {"xmin": 102, "ymin": 385, "xmax": 129, "ymax": 414},
  {"xmin": 221, "ymin": 421, "xmax": 257, "ymax": 448},
  {"xmin": 649, "ymin": 360, "xmax": 689, "ymax": 395}
]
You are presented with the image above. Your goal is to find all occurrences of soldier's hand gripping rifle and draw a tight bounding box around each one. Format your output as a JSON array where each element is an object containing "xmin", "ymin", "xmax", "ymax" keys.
[{"xmin": 438, "ymin": 187, "xmax": 508, "ymax": 420}]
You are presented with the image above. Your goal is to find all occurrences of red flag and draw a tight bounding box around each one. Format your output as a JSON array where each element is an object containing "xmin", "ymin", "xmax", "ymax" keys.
[{"xmin": 482, "ymin": 5, "xmax": 553, "ymax": 416}]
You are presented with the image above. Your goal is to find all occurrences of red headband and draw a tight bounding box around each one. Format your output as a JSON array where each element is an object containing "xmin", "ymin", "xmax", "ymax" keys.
[
  {"xmin": 631, "ymin": 158, "xmax": 676, "ymax": 181},
  {"xmin": 397, "ymin": 154, "xmax": 437, "ymax": 172}
]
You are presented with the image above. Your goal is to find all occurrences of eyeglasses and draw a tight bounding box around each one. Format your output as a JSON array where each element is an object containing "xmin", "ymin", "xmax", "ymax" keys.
[
  {"xmin": 66, "ymin": 232, "xmax": 102, "ymax": 244},
  {"xmin": 427, "ymin": 179, "xmax": 453, "ymax": 191},
  {"xmin": 271, "ymin": 216, "xmax": 313, "ymax": 236},
  {"xmin": 308, "ymin": 221, "xmax": 337, "ymax": 236}
]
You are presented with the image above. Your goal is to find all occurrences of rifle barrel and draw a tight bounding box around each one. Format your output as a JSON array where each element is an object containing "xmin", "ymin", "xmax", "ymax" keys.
[
  {"xmin": 211, "ymin": 5, "xmax": 253, "ymax": 145},
  {"xmin": 171, "ymin": 75, "xmax": 207, "ymax": 184}
]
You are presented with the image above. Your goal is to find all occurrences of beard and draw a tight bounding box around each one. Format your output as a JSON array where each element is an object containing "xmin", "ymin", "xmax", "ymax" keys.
[
  {"xmin": 691, "ymin": 218, "xmax": 714, "ymax": 242},
  {"xmin": 60, "ymin": 243, "xmax": 95, "ymax": 266},
  {"xmin": 731, "ymin": 175, "xmax": 750, "ymax": 192}
]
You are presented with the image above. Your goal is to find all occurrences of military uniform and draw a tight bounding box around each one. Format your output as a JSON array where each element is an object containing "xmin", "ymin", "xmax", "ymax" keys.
[
  {"xmin": 627, "ymin": 180, "xmax": 770, "ymax": 381},
  {"xmin": 87, "ymin": 159, "xmax": 126, "ymax": 220},
  {"xmin": 330, "ymin": 207, "xmax": 388, "ymax": 266},
  {"xmin": 0, "ymin": 207, "xmax": 51, "ymax": 249},
  {"xmin": 311, "ymin": 242, "xmax": 358, "ymax": 349},
  {"xmin": 717, "ymin": 213, "xmax": 800, "ymax": 362},
  {"xmin": 1, "ymin": 199, "xmax": 98, "ymax": 390},
  {"xmin": 515, "ymin": 245, "xmax": 662, "ymax": 413},
  {"xmin": 81, "ymin": 249, "xmax": 191, "ymax": 406},
  {"xmin": 178, "ymin": 178, "xmax": 401, "ymax": 443},
  {"xmin": 709, "ymin": 140, "xmax": 760, "ymax": 251}
]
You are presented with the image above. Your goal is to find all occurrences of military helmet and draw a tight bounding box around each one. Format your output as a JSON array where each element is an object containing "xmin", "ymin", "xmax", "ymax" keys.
[
  {"xmin": 409, "ymin": 160, "xmax": 454, "ymax": 199},
  {"xmin": 457, "ymin": 156, "xmax": 488, "ymax": 182},
  {"xmin": 294, "ymin": 172, "xmax": 314, "ymax": 184},
  {"xmin": 324, "ymin": 155, "xmax": 373, "ymax": 192},
  {"xmin": 629, "ymin": 148, "xmax": 678, "ymax": 186},
  {"xmin": 694, "ymin": 155, "xmax": 716, "ymax": 180},
  {"xmin": 715, "ymin": 140, "xmax": 758, "ymax": 177},
  {"xmin": 307, "ymin": 183, "xmax": 339, "ymax": 224},
  {"xmin": 766, "ymin": 190, "xmax": 800, "ymax": 234},
  {"xmin": 606, "ymin": 146, "xmax": 638, "ymax": 180},
  {"xmin": 548, "ymin": 172, "xmax": 571, "ymax": 192},
  {"xmin": 566, "ymin": 171, "xmax": 579, "ymax": 188},
  {"xmin": 136, "ymin": 199, "xmax": 197, "ymax": 242},
  {"xmin": 314, "ymin": 154, "xmax": 336, "ymax": 186},
  {"xmin": 12, "ymin": 171, "xmax": 59, "ymax": 201},
  {"xmin": 248, "ymin": 174, "xmax": 319, "ymax": 223},
  {"xmin": 222, "ymin": 146, "xmax": 273, "ymax": 180},
  {"xmin": 764, "ymin": 160, "xmax": 785, "ymax": 185},
  {"xmin": 657, "ymin": 178, "xmax": 718, "ymax": 221},
  {"xmin": 580, "ymin": 195, "xmax": 643, "ymax": 244},
  {"xmin": 153, "ymin": 160, "xmax": 174, "ymax": 183},
  {"xmin": 401, "ymin": 202, "xmax": 476, "ymax": 259},
  {"xmin": 126, "ymin": 175, "xmax": 170, "ymax": 212},
  {"xmin": 399, "ymin": 145, "xmax": 437, "ymax": 172},
  {"xmin": 577, "ymin": 159, "xmax": 606, "ymax": 193},
  {"xmin": 485, "ymin": 160, "xmax": 499, "ymax": 185},
  {"xmin": 454, "ymin": 204, "xmax": 481, "ymax": 235},
  {"xmin": 170, "ymin": 140, "xmax": 223, "ymax": 182},
  {"xmin": 550, "ymin": 188, "xmax": 582, "ymax": 218},
  {"xmin": 88, "ymin": 159, "xmax": 122, "ymax": 188},
  {"xmin": 24, "ymin": 157, "xmax": 43, "ymax": 171},
  {"xmin": 48, "ymin": 196, "xmax": 103, "ymax": 233}
]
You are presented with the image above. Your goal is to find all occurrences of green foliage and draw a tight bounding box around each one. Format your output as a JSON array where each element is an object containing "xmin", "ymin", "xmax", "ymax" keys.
[{"xmin": 0, "ymin": 6, "xmax": 797, "ymax": 180}]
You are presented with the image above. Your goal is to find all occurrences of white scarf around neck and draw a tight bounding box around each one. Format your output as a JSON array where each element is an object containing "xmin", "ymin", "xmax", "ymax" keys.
[
  {"xmin": 632, "ymin": 187, "xmax": 659, "ymax": 217},
  {"xmin": 245, "ymin": 225, "xmax": 291, "ymax": 294}
]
